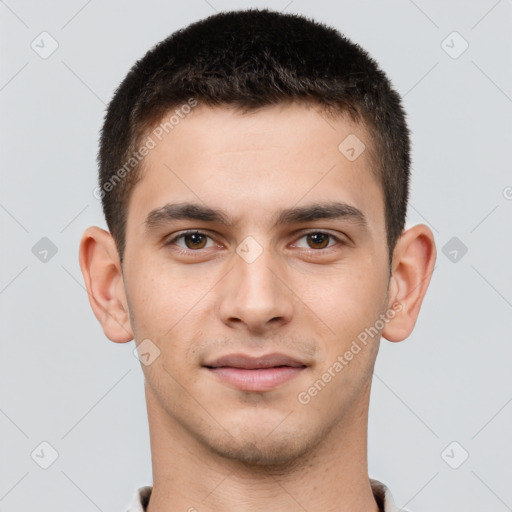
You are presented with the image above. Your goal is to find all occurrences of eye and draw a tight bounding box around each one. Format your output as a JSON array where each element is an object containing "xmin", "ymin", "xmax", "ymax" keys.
[
  {"xmin": 167, "ymin": 231, "xmax": 216, "ymax": 251},
  {"xmin": 293, "ymin": 231, "xmax": 342, "ymax": 250},
  {"xmin": 164, "ymin": 230, "xmax": 345, "ymax": 255}
]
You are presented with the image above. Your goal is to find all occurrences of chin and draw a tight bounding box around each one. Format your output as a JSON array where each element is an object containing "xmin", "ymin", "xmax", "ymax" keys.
[{"xmin": 204, "ymin": 426, "xmax": 321, "ymax": 469}]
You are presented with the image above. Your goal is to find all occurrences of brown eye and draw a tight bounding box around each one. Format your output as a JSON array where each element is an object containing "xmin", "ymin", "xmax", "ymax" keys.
[
  {"xmin": 166, "ymin": 231, "xmax": 215, "ymax": 252},
  {"xmin": 306, "ymin": 232, "xmax": 331, "ymax": 249},
  {"xmin": 292, "ymin": 231, "xmax": 344, "ymax": 252},
  {"xmin": 182, "ymin": 233, "xmax": 208, "ymax": 249}
]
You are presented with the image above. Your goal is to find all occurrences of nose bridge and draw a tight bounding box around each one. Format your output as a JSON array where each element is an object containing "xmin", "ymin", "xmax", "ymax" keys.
[{"xmin": 218, "ymin": 236, "xmax": 293, "ymax": 330}]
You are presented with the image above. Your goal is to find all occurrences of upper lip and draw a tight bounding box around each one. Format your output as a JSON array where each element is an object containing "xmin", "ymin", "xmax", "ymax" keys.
[{"xmin": 204, "ymin": 353, "xmax": 307, "ymax": 369}]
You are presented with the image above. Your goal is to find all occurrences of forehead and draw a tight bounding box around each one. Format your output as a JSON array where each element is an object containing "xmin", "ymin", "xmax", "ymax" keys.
[{"xmin": 128, "ymin": 103, "xmax": 385, "ymax": 235}]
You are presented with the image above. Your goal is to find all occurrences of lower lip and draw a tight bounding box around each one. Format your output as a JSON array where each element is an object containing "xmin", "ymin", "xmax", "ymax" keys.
[{"xmin": 207, "ymin": 366, "xmax": 305, "ymax": 391}]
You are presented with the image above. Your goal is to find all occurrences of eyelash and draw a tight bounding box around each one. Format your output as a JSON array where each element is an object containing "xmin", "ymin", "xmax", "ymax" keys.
[{"xmin": 165, "ymin": 230, "xmax": 346, "ymax": 256}]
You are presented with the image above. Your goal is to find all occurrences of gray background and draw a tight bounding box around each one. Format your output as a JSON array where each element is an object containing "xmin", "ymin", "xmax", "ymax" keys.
[{"xmin": 1, "ymin": 0, "xmax": 511, "ymax": 510}]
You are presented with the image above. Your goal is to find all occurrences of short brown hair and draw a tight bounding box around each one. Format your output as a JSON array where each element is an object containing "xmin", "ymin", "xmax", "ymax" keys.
[{"xmin": 97, "ymin": 8, "xmax": 411, "ymax": 265}]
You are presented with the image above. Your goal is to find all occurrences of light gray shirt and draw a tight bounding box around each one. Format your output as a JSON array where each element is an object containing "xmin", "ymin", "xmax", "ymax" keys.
[{"xmin": 125, "ymin": 478, "xmax": 404, "ymax": 511}]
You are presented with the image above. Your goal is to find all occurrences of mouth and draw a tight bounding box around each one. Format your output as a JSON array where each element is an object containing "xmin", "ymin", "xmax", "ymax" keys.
[{"xmin": 203, "ymin": 353, "xmax": 307, "ymax": 392}]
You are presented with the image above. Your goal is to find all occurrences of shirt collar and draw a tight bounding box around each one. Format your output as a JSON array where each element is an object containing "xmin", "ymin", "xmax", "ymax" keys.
[{"xmin": 126, "ymin": 478, "xmax": 402, "ymax": 512}]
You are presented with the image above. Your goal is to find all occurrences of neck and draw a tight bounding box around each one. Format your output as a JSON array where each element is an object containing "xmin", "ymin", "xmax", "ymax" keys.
[{"xmin": 145, "ymin": 381, "xmax": 379, "ymax": 512}]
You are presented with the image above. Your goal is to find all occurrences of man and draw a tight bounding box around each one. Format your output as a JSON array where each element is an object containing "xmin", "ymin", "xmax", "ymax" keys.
[{"xmin": 79, "ymin": 8, "xmax": 436, "ymax": 511}]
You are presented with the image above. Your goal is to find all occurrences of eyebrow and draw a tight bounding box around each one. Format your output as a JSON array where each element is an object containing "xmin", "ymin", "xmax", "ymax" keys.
[{"xmin": 144, "ymin": 201, "xmax": 368, "ymax": 232}]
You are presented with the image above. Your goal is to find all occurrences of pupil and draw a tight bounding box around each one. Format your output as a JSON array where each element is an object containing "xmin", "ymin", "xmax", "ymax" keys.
[
  {"xmin": 187, "ymin": 233, "xmax": 205, "ymax": 248},
  {"xmin": 309, "ymin": 233, "xmax": 328, "ymax": 249}
]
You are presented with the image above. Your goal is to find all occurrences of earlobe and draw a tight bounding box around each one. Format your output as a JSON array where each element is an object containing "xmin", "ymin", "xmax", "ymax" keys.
[
  {"xmin": 382, "ymin": 224, "xmax": 437, "ymax": 343},
  {"xmin": 78, "ymin": 226, "xmax": 134, "ymax": 343}
]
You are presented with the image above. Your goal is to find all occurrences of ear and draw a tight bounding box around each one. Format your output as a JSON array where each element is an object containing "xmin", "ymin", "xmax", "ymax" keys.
[
  {"xmin": 78, "ymin": 226, "xmax": 133, "ymax": 343},
  {"xmin": 382, "ymin": 223, "xmax": 437, "ymax": 342}
]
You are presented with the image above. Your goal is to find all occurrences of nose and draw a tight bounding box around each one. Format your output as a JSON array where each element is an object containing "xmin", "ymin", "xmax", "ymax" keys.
[{"xmin": 217, "ymin": 242, "xmax": 294, "ymax": 334}]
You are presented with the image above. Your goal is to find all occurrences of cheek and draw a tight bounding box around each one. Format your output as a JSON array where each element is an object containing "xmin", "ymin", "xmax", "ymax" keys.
[
  {"xmin": 300, "ymin": 265, "xmax": 388, "ymax": 357},
  {"xmin": 126, "ymin": 265, "xmax": 209, "ymax": 378},
  {"xmin": 125, "ymin": 265, "xmax": 184, "ymax": 339}
]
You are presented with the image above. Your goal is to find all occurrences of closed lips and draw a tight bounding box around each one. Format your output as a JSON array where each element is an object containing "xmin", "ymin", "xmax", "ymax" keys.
[{"xmin": 204, "ymin": 353, "xmax": 307, "ymax": 369}]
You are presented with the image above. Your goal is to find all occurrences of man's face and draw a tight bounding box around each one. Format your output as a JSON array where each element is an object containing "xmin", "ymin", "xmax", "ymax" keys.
[{"xmin": 122, "ymin": 103, "xmax": 391, "ymax": 465}]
